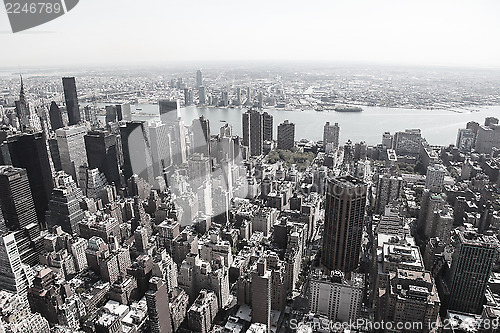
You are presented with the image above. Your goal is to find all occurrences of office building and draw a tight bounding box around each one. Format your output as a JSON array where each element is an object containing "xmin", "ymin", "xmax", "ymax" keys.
[
  {"xmin": 448, "ymin": 230, "xmax": 499, "ymax": 314},
  {"xmin": 45, "ymin": 171, "xmax": 85, "ymax": 236},
  {"xmin": 198, "ymin": 86, "xmax": 206, "ymax": 105},
  {"xmin": 0, "ymin": 233, "xmax": 30, "ymax": 296},
  {"xmin": 146, "ymin": 277, "xmax": 173, "ymax": 333},
  {"xmin": 262, "ymin": 112, "xmax": 273, "ymax": 142},
  {"xmin": 251, "ymin": 258, "xmax": 271, "ymax": 330},
  {"xmin": 48, "ymin": 101, "xmax": 64, "ymax": 131},
  {"xmin": 196, "ymin": 70, "xmax": 203, "ymax": 88},
  {"xmin": 323, "ymin": 122, "xmax": 340, "ymax": 153},
  {"xmin": 187, "ymin": 289, "xmax": 218, "ymax": 333},
  {"xmin": 321, "ymin": 176, "xmax": 367, "ymax": 273},
  {"xmin": 374, "ymin": 174, "xmax": 403, "ymax": 214},
  {"xmin": 191, "ymin": 115, "xmax": 211, "ymax": 157},
  {"xmin": 309, "ymin": 271, "xmax": 364, "ymax": 322},
  {"xmin": 475, "ymin": 119, "xmax": 500, "ymax": 154},
  {"xmin": 242, "ymin": 109, "xmax": 263, "ymax": 156},
  {"xmin": 0, "ymin": 166, "xmax": 39, "ymax": 230},
  {"xmin": 159, "ymin": 100, "xmax": 179, "ymax": 122},
  {"xmin": 425, "ymin": 164, "xmax": 446, "ymax": 193},
  {"xmin": 2, "ymin": 132, "xmax": 54, "ymax": 223},
  {"xmin": 393, "ymin": 129, "xmax": 422, "ymax": 155},
  {"xmin": 380, "ymin": 269, "xmax": 440, "ymax": 332},
  {"xmin": 184, "ymin": 88, "xmax": 193, "ymax": 106},
  {"xmin": 277, "ymin": 120, "xmax": 295, "ymax": 150},
  {"xmin": 119, "ymin": 121, "xmax": 154, "ymax": 184},
  {"xmin": 56, "ymin": 125, "xmax": 88, "ymax": 183},
  {"xmin": 456, "ymin": 128, "xmax": 475, "ymax": 153},
  {"xmin": 85, "ymin": 130, "xmax": 122, "ymax": 186},
  {"xmin": 149, "ymin": 121, "xmax": 171, "ymax": 178},
  {"xmin": 62, "ymin": 77, "xmax": 81, "ymax": 125}
]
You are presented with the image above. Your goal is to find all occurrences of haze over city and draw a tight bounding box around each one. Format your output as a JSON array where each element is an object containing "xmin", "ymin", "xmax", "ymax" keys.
[{"xmin": 1, "ymin": 0, "xmax": 500, "ymax": 68}]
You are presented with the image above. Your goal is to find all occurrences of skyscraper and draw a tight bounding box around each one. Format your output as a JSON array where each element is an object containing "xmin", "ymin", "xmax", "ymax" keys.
[
  {"xmin": 425, "ymin": 164, "xmax": 446, "ymax": 193},
  {"xmin": 198, "ymin": 86, "xmax": 206, "ymax": 105},
  {"xmin": 56, "ymin": 125, "xmax": 88, "ymax": 183},
  {"xmin": 45, "ymin": 171, "xmax": 85, "ymax": 236},
  {"xmin": 262, "ymin": 112, "xmax": 273, "ymax": 142},
  {"xmin": 456, "ymin": 128, "xmax": 475, "ymax": 153},
  {"xmin": 0, "ymin": 166, "xmax": 39, "ymax": 230},
  {"xmin": 323, "ymin": 122, "xmax": 340, "ymax": 153},
  {"xmin": 393, "ymin": 129, "xmax": 422, "ymax": 156},
  {"xmin": 62, "ymin": 77, "xmax": 81, "ymax": 126},
  {"xmin": 84, "ymin": 130, "xmax": 122, "ymax": 186},
  {"xmin": 146, "ymin": 277, "xmax": 172, "ymax": 333},
  {"xmin": 120, "ymin": 121, "xmax": 154, "ymax": 184},
  {"xmin": 15, "ymin": 75, "xmax": 40, "ymax": 132},
  {"xmin": 2, "ymin": 132, "xmax": 54, "ymax": 223},
  {"xmin": 448, "ymin": 230, "xmax": 499, "ymax": 314},
  {"xmin": 158, "ymin": 100, "xmax": 187, "ymax": 165},
  {"xmin": 374, "ymin": 174, "xmax": 403, "ymax": 215},
  {"xmin": 242, "ymin": 109, "xmax": 263, "ymax": 156},
  {"xmin": 0, "ymin": 233, "xmax": 29, "ymax": 296},
  {"xmin": 196, "ymin": 70, "xmax": 203, "ymax": 88},
  {"xmin": 251, "ymin": 258, "xmax": 271, "ymax": 331},
  {"xmin": 184, "ymin": 88, "xmax": 193, "ymax": 106},
  {"xmin": 191, "ymin": 115, "xmax": 210, "ymax": 157},
  {"xmin": 149, "ymin": 121, "xmax": 171, "ymax": 178},
  {"xmin": 48, "ymin": 101, "xmax": 64, "ymax": 131},
  {"xmin": 321, "ymin": 176, "xmax": 367, "ymax": 273},
  {"xmin": 0, "ymin": 166, "xmax": 41, "ymax": 265},
  {"xmin": 277, "ymin": 120, "xmax": 295, "ymax": 150},
  {"xmin": 159, "ymin": 100, "xmax": 179, "ymax": 123}
]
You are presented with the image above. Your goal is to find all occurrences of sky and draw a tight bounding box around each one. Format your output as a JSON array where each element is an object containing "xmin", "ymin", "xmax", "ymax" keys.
[{"xmin": 0, "ymin": 0, "xmax": 500, "ymax": 68}]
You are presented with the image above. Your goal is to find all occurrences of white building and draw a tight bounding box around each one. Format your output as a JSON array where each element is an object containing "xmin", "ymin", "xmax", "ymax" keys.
[{"xmin": 309, "ymin": 271, "xmax": 364, "ymax": 322}]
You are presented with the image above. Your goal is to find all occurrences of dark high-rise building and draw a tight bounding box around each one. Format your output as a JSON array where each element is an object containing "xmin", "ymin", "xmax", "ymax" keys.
[
  {"xmin": 277, "ymin": 120, "xmax": 295, "ymax": 150},
  {"xmin": 321, "ymin": 176, "xmax": 367, "ymax": 273},
  {"xmin": 117, "ymin": 104, "xmax": 131, "ymax": 121},
  {"xmin": 184, "ymin": 88, "xmax": 193, "ymax": 106},
  {"xmin": 448, "ymin": 230, "xmax": 499, "ymax": 314},
  {"xmin": 0, "ymin": 166, "xmax": 39, "ymax": 230},
  {"xmin": 2, "ymin": 132, "xmax": 54, "ymax": 223},
  {"xmin": 0, "ymin": 166, "xmax": 41, "ymax": 265},
  {"xmin": 62, "ymin": 77, "xmax": 81, "ymax": 125},
  {"xmin": 85, "ymin": 130, "xmax": 122, "ymax": 186},
  {"xmin": 49, "ymin": 101, "xmax": 64, "ymax": 131},
  {"xmin": 198, "ymin": 86, "xmax": 206, "ymax": 105},
  {"xmin": 323, "ymin": 122, "xmax": 340, "ymax": 153},
  {"xmin": 146, "ymin": 277, "xmax": 173, "ymax": 333},
  {"xmin": 262, "ymin": 112, "xmax": 273, "ymax": 142},
  {"xmin": 192, "ymin": 115, "xmax": 211, "ymax": 157},
  {"xmin": 242, "ymin": 109, "xmax": 263, "ymax": 156},
  {"xmin": 105, "ymin": 105, "xmax": 118, "ymax": 124},
  {"xmin": 120, "ymin": 121, "xmax": 154, "ymax": 185},
  {"xmin": 159, "ymin": 100, "xmax": 179, "ymax": 123},
  {"xmin": 251, "ymin": 258, "xmax": 271, "ymax": 331},
  {"xmin": 196, "ymin": 70, "xmax": 203, "ymax": 88},
  {"xmin": 158, "ymin": 100, "xmax": 187, "ymax": 165}
]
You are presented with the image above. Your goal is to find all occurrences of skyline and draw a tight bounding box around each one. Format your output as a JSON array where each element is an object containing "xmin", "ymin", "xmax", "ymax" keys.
[{"xmin": 0, "ymin": 0, "xmax": 500, "ymax": 68}]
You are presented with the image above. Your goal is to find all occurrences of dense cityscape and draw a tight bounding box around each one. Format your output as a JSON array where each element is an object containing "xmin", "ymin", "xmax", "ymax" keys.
[{"xmin": 0, "ymin": 66, "xmax": 500, "ymax": 333}]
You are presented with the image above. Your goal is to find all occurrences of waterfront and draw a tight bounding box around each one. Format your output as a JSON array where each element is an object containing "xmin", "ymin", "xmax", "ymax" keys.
[{"xmin": 109, "ymin": 104, "xmax": 500, "ymax": 146}]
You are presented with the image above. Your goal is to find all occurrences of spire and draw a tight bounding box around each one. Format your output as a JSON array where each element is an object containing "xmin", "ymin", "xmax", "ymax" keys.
[{"xmin": 19, "ymin": 74, "xmax": 26, "ymax": 104}]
